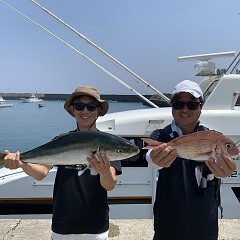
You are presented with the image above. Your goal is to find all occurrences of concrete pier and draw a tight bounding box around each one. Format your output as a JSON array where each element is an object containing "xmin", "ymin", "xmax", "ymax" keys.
[{"xmin": 0, "ymin": 219, "xmax": 240, "ymax": 239}]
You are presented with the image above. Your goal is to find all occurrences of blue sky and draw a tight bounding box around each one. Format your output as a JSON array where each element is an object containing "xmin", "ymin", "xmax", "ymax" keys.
[{"xmin": 0, "ymin": 0, "xmax": 240, "ymax": 95}]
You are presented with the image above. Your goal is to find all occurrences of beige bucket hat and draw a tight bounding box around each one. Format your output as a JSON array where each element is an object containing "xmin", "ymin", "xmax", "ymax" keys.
[{"xmin": 64, "ymin": 86, "xmax": 109, "ymax": 117}]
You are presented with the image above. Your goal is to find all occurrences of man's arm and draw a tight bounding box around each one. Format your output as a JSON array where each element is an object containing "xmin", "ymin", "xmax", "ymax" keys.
[{"xmin": 3, "ymin": 150, "xmax": 51, "ymax": 181}]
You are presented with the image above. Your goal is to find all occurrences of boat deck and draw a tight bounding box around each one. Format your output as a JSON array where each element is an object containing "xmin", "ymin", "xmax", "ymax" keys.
[{"xmin": 0, "ymin": 219, "xmax": 239, "ymax": 239}]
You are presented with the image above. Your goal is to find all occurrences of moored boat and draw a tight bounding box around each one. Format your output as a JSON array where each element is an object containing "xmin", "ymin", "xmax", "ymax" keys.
[
  {"xmin": 38, "ymin": 103, "xmax": 45, "ymax": 108},
  {"xmin": 0, "ymin": 51, "xmax": 240, "ymax": 219},
  {"xmin": 22, "ymin": 94, "xmax": 43, "ymax": 103},
  {"xmin": 0, "ymin": 96, "xmax": 13, "ymax": 108},
  {"xmin": 0, "ymin": 95, "xmax": 6, "ymax": 102},
  {"xmin": 0, "ymin": 103, "xmax": 13, "ymax": 108}
]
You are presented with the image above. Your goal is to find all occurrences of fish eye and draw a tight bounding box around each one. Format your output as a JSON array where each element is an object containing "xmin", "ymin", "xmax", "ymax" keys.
[
  {"xmin": 117, "ymin": 149, "xmax": 124, "ymax": 153},
  {"xmin": 226, "ymin": 143, "xmax": 232, "ymax": 149}
]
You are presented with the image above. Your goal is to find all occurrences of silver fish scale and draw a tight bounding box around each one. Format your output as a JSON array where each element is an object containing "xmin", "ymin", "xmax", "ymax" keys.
[{"xmin": 18, "ymin": 131, "xmax": 139, "ymax": 165}]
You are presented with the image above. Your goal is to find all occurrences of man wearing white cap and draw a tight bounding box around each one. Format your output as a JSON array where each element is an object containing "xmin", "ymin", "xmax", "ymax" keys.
[{"xmin": 146, "ymin": 80, "xmax": 236, "ymax": 240}]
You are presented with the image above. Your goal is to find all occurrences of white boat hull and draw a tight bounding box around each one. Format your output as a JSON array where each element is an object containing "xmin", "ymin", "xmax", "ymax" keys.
[
  {"xmin": 21, "ymin": 94, "xmax": 43, "ymax": 103},
  {"xmin": 0, "ymin": 103, "xmax": 13, "ymax": 108},
  {"xmin": 22, "ymin": 99, "xmax": 42, "ymax": 103}
]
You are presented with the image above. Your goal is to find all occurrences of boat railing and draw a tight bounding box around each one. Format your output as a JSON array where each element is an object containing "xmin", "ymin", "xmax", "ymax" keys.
[
  {"xmin": 202, "ymin": 77, "xmax": 219, "ymax": 101},
  {"xmin": 178, "ymin": 51, "xmax": 239, "ymax": 103},
  {"xmin": 226, "ymin": 52, "xmax": 240, "ymax": 74}
]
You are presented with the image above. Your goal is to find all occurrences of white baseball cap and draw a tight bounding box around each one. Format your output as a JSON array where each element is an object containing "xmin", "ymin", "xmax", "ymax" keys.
[{"xmin": 172, "ymin": 80, "xmax": 203, "ymax": 100}]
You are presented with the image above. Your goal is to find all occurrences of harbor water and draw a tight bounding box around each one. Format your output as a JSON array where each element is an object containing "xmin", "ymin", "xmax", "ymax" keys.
[{"xmin": 0, "ymin": 100, "xmax": 150, "ymax": 152}]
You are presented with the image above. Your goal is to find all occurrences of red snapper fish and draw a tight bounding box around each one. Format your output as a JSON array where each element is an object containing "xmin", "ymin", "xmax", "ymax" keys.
[{"xmin": 142, "ymin": 131, "xmax": 239, "ymax": 161}]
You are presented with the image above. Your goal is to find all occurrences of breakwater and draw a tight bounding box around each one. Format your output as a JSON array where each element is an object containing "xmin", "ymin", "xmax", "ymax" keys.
[
  {"xmin": 3, "ymin": 92, "xmax": 240, "ymax": 106},
  {"xmin": 0, "ymin": 93, "xmax": 164, "ymax": 103},
  {"xmin": 44, "ymin": 94, "xmax": 152, "ymax": 102}
]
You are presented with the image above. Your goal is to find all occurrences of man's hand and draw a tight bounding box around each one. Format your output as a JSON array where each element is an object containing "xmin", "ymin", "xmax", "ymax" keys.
[
  {"xmin": 87, "ymin": 151, "xmax": 117, "ymax": 191},
  {"xmin": 150, "ymin": 143, "xmax": 177, "ymax": 168},
  {"xmin": 206, "ymin": 154, "xmax": 237, "ymax": 178},
  {"xmin": 3, "ymin": 150, "xmax": 24, "ymax": 170},
  {"xmin": 88, "ymin": 151, "xmax": 111, "ymax": 175}
]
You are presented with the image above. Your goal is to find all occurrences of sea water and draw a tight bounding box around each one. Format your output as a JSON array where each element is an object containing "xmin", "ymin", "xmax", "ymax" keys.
[{"xmin": 0, "ymin": 100, "xmax": 150, "ymax": 152}]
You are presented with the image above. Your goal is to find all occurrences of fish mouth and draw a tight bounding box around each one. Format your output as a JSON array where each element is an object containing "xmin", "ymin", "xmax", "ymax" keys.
[{"xmin": 233, "ymin": 154, "xmax": 240, "ymax": 160}]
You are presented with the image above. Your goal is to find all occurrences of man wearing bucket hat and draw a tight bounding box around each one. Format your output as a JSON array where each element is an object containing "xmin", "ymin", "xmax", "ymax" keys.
[
  {"xmin": 3, "ymin": 86, "xmax": 122, "ymax": 240},
  {"xmin": 146, "ymin": 80, "xmax": 236, "ymax": 240}
]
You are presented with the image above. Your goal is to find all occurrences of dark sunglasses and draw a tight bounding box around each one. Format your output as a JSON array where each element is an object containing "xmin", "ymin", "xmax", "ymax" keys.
[
  {"xmin": 171, "ymin": 101, "xmax": 201, "ymax": 110},
  {"xmin": 72, "ymin": 102, "xmax": 99, "ymax": 111}
]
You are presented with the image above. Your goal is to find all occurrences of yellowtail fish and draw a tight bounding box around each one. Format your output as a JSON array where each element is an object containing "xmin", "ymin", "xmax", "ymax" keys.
[
  {"xmin": 142, "ymin": 131, "xmax": 239, "ymax": 161},
  {"xmin": 0, "ymin": 131, "xmax": 139, "ymax": 165}
]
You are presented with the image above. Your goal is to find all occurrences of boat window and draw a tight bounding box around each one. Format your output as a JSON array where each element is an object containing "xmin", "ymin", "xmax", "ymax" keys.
[
  {"xmin": 231, "ymin": 187, "xmax": 240, "ymax": 203},
  {"xmin": 121, "ymin": 137, "xmax": 148, "ymax": 167}
]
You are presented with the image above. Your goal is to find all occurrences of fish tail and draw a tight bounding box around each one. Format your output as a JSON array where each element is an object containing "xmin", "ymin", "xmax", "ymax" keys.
[
  {"xmin": 141, "ymin": 138, "xmax": 163, "ymax": 149},
  {"xmin": 0, "ymin": 153, "xmax": 5, "ymax": 166},
  {"xmin": 142, "ymin": 146, "xmax": 157, "ymax": 150}
]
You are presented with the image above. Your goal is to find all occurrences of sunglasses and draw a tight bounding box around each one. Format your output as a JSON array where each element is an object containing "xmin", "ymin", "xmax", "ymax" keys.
[
  {"xmin": 171, "ymin": 101, "xmax": 201, "ymax": 110},
  {"xmin": 72, "ymin": 102, "xmax": 99, "ymax": 112}
]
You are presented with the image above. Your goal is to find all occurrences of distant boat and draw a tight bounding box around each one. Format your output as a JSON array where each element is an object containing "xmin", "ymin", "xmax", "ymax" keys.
[
  {"xmin": 22, "ymin": 94, "xmax": 42, "ymax": 103},
  {"xmin": 0, "ymin": 96, "xmax": 13, "ymax": 107},
  {"xmin": 0, "ymin": 95, "xmax": 6, "ymax": 102},
  {"xmin": 38, "ymin": 103, "xmax": 45, "ymax": 108},
  {"xmin": 0, "ymin": 102, "xmax": 13, "ymax": 108}
]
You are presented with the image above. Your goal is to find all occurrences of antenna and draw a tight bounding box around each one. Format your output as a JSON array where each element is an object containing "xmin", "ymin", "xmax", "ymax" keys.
[
  {"xmin": 178, "ymin": 51, "xmax": 237, "ymax": 62},
  {"xmin": 178, "ymin": 51, "xmax": 238, "ymax": 76}
]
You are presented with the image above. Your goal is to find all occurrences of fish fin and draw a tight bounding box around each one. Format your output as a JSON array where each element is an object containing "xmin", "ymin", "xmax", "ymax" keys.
[
  {"xmin": 78, "ymin": 165, "xmax": 98, "ymax": 176},
  {"xmin": 52, "ymin": 132, "xmax": 70, "ymax": 141},
  {"xmin": 141, "ymin": 138, "xmax": 163, "ymax": 149},
  {"xmin": 78, "ymin": 164, "xmax": 96, "ymax": 176},
  {"xmin": 78, "ymin": 166, "xmax": 89, "ymax": 176},
  {"xmin": 90, "ymin": 167, "xmax": 98, "ymax": 176},
  {"xmin": 190, "ymin": 153, "xmax": 212, "ymax": 161},
  {"xmin": 0, "ymin": 153, "xmax": 5, "ymax": 166}
]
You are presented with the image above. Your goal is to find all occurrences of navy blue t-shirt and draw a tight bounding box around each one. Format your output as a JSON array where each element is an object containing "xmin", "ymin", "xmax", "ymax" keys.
[
  {"xmin": 51, "ymin": 130, "xmax": 122, "ymax": 234},
  {"xmin": 151, "ymin": 125, "xmax": 218, "ymax": 240}
]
